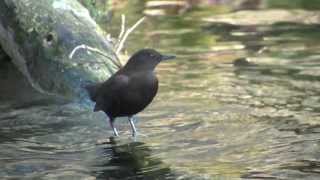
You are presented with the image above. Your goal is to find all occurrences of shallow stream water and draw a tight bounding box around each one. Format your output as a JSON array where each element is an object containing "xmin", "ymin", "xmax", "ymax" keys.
[{"xmin": 2, "ymin": 0, "xmax": 320, "ymax": 179}]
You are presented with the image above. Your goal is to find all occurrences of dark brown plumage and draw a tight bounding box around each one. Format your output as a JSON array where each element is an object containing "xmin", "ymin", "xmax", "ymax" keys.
[{"xmin": 86, "ymin": 49, "xmax": 175, "ymax": 136}]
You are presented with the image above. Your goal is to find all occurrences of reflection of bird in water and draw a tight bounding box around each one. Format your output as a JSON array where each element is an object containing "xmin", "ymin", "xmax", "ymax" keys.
[
  {"xmin": 86, "ymin": 49, "xmax": 175, "ymax": 137},
  {"xmin": 94, "ymin": 137, "xmax": 173, "ymax": 179}
]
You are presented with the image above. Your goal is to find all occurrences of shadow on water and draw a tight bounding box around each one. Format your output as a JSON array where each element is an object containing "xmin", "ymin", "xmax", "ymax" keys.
[{"xmin": 93, "ymin": 137, "xmax": 176, "ymax": 180}]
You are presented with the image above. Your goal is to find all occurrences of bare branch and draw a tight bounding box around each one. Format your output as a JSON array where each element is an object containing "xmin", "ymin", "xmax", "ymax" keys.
[
  {"xmin": 116, "ymin": 16, "xmax": 146, "ymax": 55},
  {"xmin": 117, "ymin": 14, "xmax": 126, "ymax": 41},
  {"xmin": 69, "ymin": 44, "xmax": 86, "ymax": 59},
  {"xmin": 69, "ymin": 15, "xmax": 145, "ymax": 69},
  {"xmin": 69, "ymin": 44, "xmax": 122, "ymax": 68}
]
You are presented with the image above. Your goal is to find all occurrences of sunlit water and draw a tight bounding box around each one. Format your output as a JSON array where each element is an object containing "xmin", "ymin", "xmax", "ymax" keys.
[{"xmin": 2, "ymin": 1, "xmax": 320, "ymax": 179}]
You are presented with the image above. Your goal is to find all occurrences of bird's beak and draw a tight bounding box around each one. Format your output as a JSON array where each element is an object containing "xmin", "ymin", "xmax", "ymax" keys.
[{"xmin": 161, "ymin": 55, "xmax": 176, "ymax": 61}]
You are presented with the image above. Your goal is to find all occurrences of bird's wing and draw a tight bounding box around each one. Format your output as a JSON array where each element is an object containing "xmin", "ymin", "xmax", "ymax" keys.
[{"xmin": 93, "ymin": 74, "xmax": 130, "ymax": 112}]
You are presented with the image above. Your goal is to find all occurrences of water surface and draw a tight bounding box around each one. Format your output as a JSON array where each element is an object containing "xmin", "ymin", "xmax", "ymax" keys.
[{"xmin": 2, "ymin": 0, "xmax": 320, "ymax": 179}]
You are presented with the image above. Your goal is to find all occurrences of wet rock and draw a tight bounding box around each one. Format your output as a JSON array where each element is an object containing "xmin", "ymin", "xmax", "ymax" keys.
[{"xmin": 0, "ymin": 0, "xmax": 118, "ymax": 101}]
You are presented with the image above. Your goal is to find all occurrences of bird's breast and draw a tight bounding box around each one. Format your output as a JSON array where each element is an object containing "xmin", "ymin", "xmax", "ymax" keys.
[
  {"xmin": 129, "ymin": 72, "xmax": 158, "ymax": 103},
  {"xmin": 116, "ymin": 72, "xmax": 158, "ymax": 116}
]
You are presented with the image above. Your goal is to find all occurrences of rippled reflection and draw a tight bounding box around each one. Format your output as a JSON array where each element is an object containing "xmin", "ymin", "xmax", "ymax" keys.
[{"xmin": 93, "ymin": 138, "xmax": 175, "ymax": 179}]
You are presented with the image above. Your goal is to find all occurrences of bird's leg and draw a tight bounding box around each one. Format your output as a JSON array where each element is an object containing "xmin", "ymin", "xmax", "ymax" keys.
[
  {"xmin": 128, "ymin": 116, "xmax": 137, "ymax": 137},
  {"xmin": 109, "ymin": 118, "xmax": 119, "ymax": 136}
]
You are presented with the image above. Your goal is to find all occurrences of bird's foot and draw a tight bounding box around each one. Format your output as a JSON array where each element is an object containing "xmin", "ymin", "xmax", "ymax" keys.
[
  {"xmin": 130, "ymin": 131, "xmax": 148, "ymax": 142},
  {"xmin": 108, "ymin": 118, "xmax": 119, "ymax": 137},
  {"xmin": 113, "ymin": 129, "xmax": 119, "ymax": 137},
  {"xmin": 132, "ymin": 131, "xmax": 148, "ymax": 138}
]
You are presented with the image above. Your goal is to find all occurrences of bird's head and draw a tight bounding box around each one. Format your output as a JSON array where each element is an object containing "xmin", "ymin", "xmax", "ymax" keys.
[{"xmin": 124, "ymin": 49, "xmax": 176, "ymax": 71}]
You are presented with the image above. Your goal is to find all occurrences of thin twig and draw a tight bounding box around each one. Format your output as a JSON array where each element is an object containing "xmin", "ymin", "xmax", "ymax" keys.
[
  {"xmin": 69, "ymin": 44, "xmax": 122, "ymax": 68},
  {"xmin": 69, "ymin": 44, "xmax": 86, "ymax": 59},
  {"xmin": 117, "ymin": 14, "xmax": 126, "ymax": 42},
  {"xmin": 69, "ymin": 15, "xmax": 145, "ymax": 69},
  {"xmin": 116, "ymin": 16, "xmax": 146, "ymax": 55}
]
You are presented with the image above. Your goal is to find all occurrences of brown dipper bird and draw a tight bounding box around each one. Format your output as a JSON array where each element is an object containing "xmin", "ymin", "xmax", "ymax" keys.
[{"xmin": 86, "ymin": 49, "xmax": 175, "ymax": 136}]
